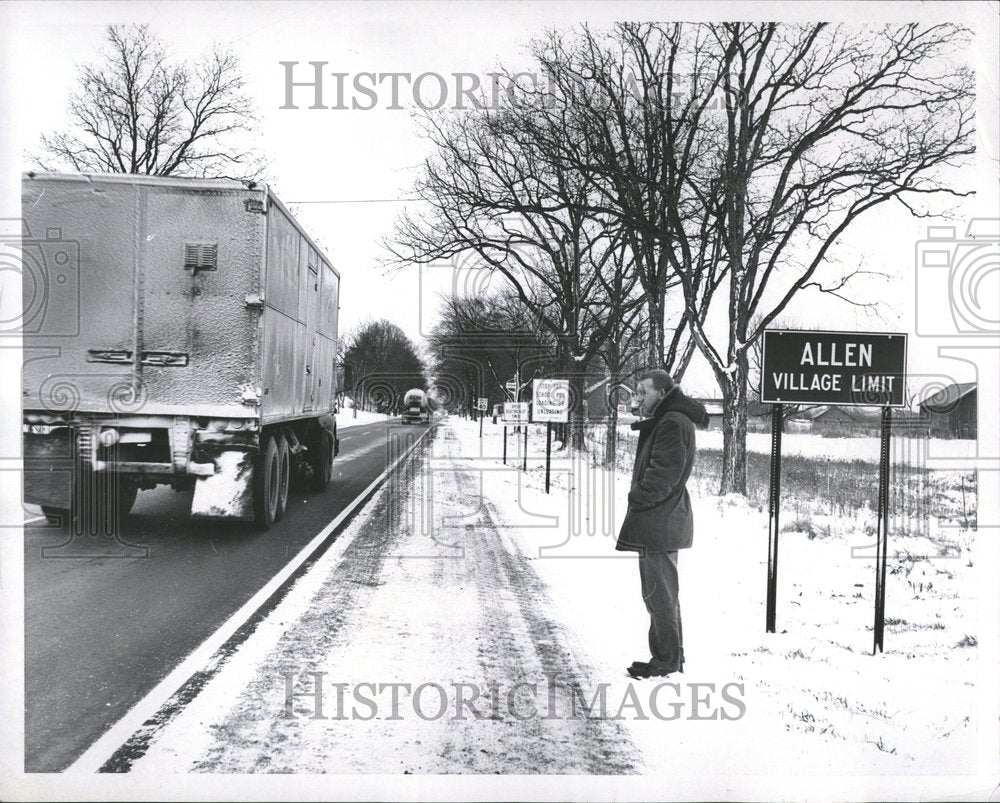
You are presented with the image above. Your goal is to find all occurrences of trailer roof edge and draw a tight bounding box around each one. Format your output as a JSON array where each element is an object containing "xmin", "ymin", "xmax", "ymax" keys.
[{"xmin": 22, "ymin": 171, "xmax": 340, "ymax": 279}]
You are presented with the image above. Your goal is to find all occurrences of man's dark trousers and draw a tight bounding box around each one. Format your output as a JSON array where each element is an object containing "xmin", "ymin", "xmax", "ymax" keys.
[{"xmin": 638, "ymin": 549, "xmax": 684, "ymax": 671}]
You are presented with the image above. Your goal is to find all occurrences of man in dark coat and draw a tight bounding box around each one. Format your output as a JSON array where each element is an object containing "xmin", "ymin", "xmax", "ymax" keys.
[{"xmin": 616, "ymin": 369, "xmax": 708, "ymax": 679}]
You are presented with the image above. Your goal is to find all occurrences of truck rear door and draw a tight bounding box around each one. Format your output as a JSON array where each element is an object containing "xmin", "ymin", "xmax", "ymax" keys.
[{"xmin": 21, "ymin": 175, "xmax": 262, "ymax": 418}]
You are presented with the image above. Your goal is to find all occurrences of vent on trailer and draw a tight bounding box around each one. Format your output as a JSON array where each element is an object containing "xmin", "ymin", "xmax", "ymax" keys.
[{"xmin": 183, "ymin": 242, "xmax": 218, "ymax": 271}]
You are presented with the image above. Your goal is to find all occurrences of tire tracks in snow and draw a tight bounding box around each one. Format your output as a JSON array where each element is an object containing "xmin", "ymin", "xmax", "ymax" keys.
[{"xmin": 441, "ymin": 426, "xmax": 639, "ymax": 774}]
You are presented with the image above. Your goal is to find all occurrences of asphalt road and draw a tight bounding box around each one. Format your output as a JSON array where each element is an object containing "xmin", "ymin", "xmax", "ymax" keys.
[{"xmin": 23, "ymin": 417, "xmax": 432, "ymax": 772}]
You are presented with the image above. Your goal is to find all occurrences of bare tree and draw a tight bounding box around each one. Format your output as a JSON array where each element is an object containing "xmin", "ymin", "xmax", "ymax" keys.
[
  {"xmin": 342, "ymin": 320, "xmax": 427, "ymax": 412},
  {"xmin": 596, "ymin": 240, "xmax": 647, "ymax": 466},
  {"xmin": 36, "ymin": 24, "xmax": 263, "ymax": 178},
  {"xmin": 676, "ymin": 22, "xmax": 974, "ymax": 494},
  {"xmin": 525, "ymin": 23, "xmax": 730, "ymax": 377},
  {"xmin": 388, "ymin": 105, "xmax": 637, "ymax": 448},
  {"xmin": 429, "ymin": 288, "xmax": 555, "ymax": 414}
]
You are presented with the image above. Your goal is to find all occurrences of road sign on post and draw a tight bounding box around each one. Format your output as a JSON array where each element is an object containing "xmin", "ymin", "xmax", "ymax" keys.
[
  {"xmin": 502, "ymin": 403, "xmax": 529, "ymax": 471},
  {"xmin": 760, "ymin": 329, "xmax": 907, "ymax": 653},
  {"xmin": 505, "ymin": 380, "xmax": 517, "ymax": 400},
  {"xmin": 502, "ymin": 402, "xmax": 529, "ymax": 425},
  {"xmin": 761, "ymin": 329, "xmax": 907, "ymax": 407},
  {"xmin": 532, "ymin": 379, "xmax": 568, "ymax": 491},
  {"xmin": 476, "ymin": 397, "xmax": 488, "ymax": 436},
  {"xmin": 531, "ymin": 379, "xmax": 570, "ymax": 422}
]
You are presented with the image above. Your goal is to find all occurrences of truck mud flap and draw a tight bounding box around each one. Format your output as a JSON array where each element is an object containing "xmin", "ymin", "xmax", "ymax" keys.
[
  {"xmin": 190, "ymin": 451, "xmax": 255, "ymax": 520},
  {"xmin": 23, "ymin": 431, "xmax": 74, "ymax": 508}
]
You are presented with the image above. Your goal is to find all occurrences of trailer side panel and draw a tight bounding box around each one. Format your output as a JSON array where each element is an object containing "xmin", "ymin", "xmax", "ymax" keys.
[{"xmin": 260, "ymin": 201, "xmax": 339, "ymax": 423}]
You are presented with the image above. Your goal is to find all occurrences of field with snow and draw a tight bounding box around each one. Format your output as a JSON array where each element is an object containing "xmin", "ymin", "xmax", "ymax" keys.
[{"xmin": 457, "ymin": 419, "xmax": 980, "ymax": 773}]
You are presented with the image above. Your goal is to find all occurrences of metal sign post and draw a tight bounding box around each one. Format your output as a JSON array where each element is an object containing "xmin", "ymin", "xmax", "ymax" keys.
[
  {"xmin": 765, "ymin": 404, "xmax": 783, "ymax": 633},
  {"xmin": 545, "ymin": 422, "xmax": 552, "ymax": 493},
  {"xmin": 476, "ymin": 397, "xmax": 488, "ymax": 437},
  {"xmin": 523, "ymin": 426, "xmax": 528, "ymax": 471},
  {"xmin": 760, "ymin": 329, "xmax": 907, "ymax": 650},
  {"xmin": 873, "ymin": 406, "xmax": 892, "ymax": 654},
  {"xmin": 502, "ymin": 402, "xmax": 529, "ymax": 468}
]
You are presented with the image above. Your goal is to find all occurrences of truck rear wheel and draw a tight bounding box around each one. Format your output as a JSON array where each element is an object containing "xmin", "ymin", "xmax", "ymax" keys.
[
  {"xmin": 309, "ymin": 432, "xmax": 333, "ymax": 492},
  {"xmin": 253, "ymin": 434, "xmax": 282, "ymax": 531},
  {"xmin": 274, "ymin": 434, "xmax": 290, "ymax": 522}
]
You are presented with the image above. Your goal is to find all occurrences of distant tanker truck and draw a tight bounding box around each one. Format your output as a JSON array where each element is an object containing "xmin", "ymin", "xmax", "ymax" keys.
[
  {"xmin": 21, "ymin": 172, "xmax": 342, "ymax": 530},
  {"xmin": 400, "ymin": 388, "xmax": 430, "ymax": 424}
]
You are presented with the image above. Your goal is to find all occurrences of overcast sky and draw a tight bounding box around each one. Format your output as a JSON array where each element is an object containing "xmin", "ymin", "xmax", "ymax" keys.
[{"xmin": 1, "ymin": 1, "xmax": 996, "ymax": 398}]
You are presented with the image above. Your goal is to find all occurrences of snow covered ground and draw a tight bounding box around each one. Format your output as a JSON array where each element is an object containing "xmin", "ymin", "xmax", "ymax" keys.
[
  {"xmin": 451, "ymin": 420, "xmax": 980, "ymax": 774},
  {"xmin": 698, "ymin": 428, "xmax": 978, "ymax": 465},
  {"xmin": 123, "ymin": 417, "xmax": 981, "ymax": 782}
]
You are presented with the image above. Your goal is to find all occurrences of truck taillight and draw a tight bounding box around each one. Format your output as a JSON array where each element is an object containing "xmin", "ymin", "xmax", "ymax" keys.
[
  {"xmin": 23, "ymin": 424, "xmax": 62, "ymax": 435},
  {"xmin": 203, "ymin": 419, "xmax": 256, "ymax": 432},
  {"xmin": 24, "ymin": 413, "xmax": 68, "ymax": 426},
  {"xmin": 99, "ymin": 428, "xmax": 121, "ymax": 447}
]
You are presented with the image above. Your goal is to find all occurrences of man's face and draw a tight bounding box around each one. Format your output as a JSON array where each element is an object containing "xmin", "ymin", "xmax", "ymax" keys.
[{"xmin": 635, "ymin": 378, "xmax": 665, "ymax": 417}]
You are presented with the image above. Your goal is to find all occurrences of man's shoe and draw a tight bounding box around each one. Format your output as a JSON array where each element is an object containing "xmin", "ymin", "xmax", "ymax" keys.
[
  {"xmin": 628, "ymin": 660, "xmax": 650, "ymax": 670},
  {"xmin": 627, "ymin": 662, "xmax": 680, "ymax": 679},
  {"xmin": 627, "ymin": 664, "xmax": 670, "ymax": 679}
]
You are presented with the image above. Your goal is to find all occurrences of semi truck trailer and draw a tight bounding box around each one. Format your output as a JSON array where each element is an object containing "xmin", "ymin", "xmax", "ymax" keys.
[{"xmin": 21, "ymin": 172, "xmax": 342, "ymax": 530}]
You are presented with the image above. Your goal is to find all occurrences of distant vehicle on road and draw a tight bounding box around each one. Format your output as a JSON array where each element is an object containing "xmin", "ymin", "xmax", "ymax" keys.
[
  {"xmin": 22, "ymin": 172, "xmax": 343, "ymax": 531},
  {"xmin": 400, "ymin": 388, "xmax": 430, "ymax": 424}
]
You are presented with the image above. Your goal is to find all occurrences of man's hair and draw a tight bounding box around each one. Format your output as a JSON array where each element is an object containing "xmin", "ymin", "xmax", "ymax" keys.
[{"xmin": 639, "ymin": 369, "xmax": 675, "ymax": 393}]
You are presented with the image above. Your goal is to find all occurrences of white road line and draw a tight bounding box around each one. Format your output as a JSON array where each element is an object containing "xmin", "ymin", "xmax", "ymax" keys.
[{"xmin": 66, "ymin": 425, "xmax": 435, "ymax": 775}]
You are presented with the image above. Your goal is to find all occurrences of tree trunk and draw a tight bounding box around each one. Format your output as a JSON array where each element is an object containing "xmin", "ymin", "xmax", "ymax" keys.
[
  {"xmin": 646, "ymin": 294, "xmax": 664, "ymax": 367},
  {"xmin": 568, "ymin": 371, "xmax": 587, "ymax": 451},
  {"xmin": 604, "ymin": 392, "xmax": 619, "ymax": 468},
  {"xmin": 717, "ymin": 353, "xmax": 750, "ymax": 496},
  {"xmin": 603, "ymin": 347, "xmax": 622, "ymax": 469}
]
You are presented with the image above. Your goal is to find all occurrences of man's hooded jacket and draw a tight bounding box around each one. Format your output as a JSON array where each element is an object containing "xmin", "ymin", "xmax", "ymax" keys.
[{"xmin": 615, "ymin": 386, "xmax": 708, "ymax": 553}]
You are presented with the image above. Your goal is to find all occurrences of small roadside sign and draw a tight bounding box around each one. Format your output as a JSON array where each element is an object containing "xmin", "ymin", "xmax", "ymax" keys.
[
  {"xmin": 502, "ymin": 402, "xmax": 529, "ymax": 424},
  {"xmin": 505, "ymin": 380, "xmax": 517, "ymax": 399},
  {"xmin": 476, "ymin": 397, "xmax": 488, "ymax": 411},
  {"xmin": 532, "ymin": 379, "xmax": 569, "ymax": 423}
]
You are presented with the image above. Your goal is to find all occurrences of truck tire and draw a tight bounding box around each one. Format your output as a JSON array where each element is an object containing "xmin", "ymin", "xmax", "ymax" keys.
[
  {"xmin": 253, "ymin": 434, "xmax": 282, "ymax": 531},
  {"xmin": 309, "ymin": 431, "xmax": 333, "ymax": 492},
  {"xmin": 275, "ymin": 434, "xmax": 291, "ymax": 522}
]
